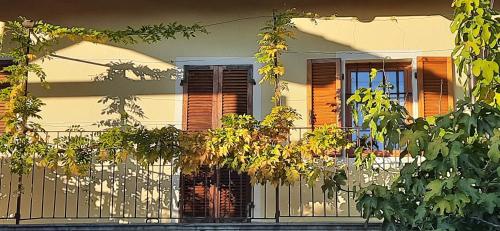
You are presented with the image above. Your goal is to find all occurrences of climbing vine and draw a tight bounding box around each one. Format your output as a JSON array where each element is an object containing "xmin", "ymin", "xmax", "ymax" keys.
[
  {"xmin": 255, "ymin": 9, "xmax": 318, "ymax": 106},
  {"xmin": 179, "ymin": 106, "xmax": 352, "ymax": 193}
]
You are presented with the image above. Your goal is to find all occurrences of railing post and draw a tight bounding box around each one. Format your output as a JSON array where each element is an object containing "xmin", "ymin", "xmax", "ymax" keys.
[
  {"xmin": 275, "ymin": 183, "xmax": 280, "ymax": 223},
  {"xmin": 15, "ymin": 175, "xmax": 22, "ymax": 224}
]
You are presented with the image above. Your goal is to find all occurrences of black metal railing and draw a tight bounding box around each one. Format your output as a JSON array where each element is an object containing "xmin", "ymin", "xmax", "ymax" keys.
[{"xmin": 0, "ymin": 127, "xmax": 402, "ymax": 224}]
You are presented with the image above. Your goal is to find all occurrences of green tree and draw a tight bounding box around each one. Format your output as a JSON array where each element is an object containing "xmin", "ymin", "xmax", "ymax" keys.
[{"xmin": 350, "ymin": 0, "xmax": 500, "ymax": 230}]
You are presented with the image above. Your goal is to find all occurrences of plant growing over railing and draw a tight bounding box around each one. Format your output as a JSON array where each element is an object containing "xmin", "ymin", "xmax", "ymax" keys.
[
  {"xmin": 255, "ymin": 9, "xmax": 318, "ymax": 106},
  {"xmin": 349, "ymin": 0, "xmax": 500, "ymax": 229},
  {"xmin": 42, "ymin": 127, "xmax": 96, "ymax": 176},
  {"xmin": 0, "ymin": 17, "xmax": 206, "ymax": 174},
  {"xmin": 182, "ymin": 106, "xmax": 353, "ymax": 194},
  {"xmin": 0, "ymin": 17, "xmax": 206, "ymax": 223}
]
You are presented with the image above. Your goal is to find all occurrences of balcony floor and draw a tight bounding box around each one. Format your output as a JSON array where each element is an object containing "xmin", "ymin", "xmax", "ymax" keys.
[{"xmin": 1, "ymin": 222, "xmax": 381, "ymax": 230}]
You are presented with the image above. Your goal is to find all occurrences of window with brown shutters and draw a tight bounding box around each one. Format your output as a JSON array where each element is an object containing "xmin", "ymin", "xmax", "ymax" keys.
[
  {"xmin": 417, "ymin": 57, "xmax": 454, "ymax": 117},
  {"xmin": 307, "ymin": 58, "xmax": 342, "ymax": 127},
  {"xmin": 181, "ymin": 65, "xmax": 253, "ymax": 222},
  {"xmin": 182, "ymin": 65, "xmax": 253, "ymax": 131}
]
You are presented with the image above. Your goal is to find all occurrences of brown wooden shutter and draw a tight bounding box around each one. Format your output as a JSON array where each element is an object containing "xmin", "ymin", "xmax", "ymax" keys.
[
  {"xmin": 308, "ymin": 58, "xmax": 342, "ymax": 127},
  {"xmin": 221, "ymin": 66, "xmax": 252, "ymax": 116},
  {"xmin": 183, "ymin": 66, "xmax": 217, "ymax": 131},
  {"xmin": 417, "ymin": 57, "xmax": 454, "ymax": 117},
  {"xmin": 0, "ymin": 60, "xmax": 12, "ymax": 133},
  {"xmin": 219, "ymin": 66, "xmax": 252, "ymax": 221}
]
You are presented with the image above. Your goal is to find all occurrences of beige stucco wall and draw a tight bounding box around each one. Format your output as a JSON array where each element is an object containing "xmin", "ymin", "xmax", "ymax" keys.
[
  {"xmin": 15, "ymin": 15, "xmax": 459, "ymax": 130},
  {"xmin": 0, "ymin": 0, "xmax": 464, "ymax": 224},
  {"xmin": 0, "ymin": 1, "xmax": 460, "ymax": 129}
]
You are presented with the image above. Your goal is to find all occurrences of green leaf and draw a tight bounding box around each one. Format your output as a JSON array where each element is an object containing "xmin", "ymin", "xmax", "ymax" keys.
[
  {"xmin": 433, "ymin": 199, "xmax": 452, "ymax": 215},
  {"xmin": 425, "ymin": 180, "xmax": 444, "ymax": 202},
  {"xmin": 472, "ymin": 59, "xmax": 483, "ymax": 77},
  {"xmin": 489, "ymin": 131, "xmax": 500, "ymax": 163},
  {"xmin": 448, "ymin": 141, "xmax": 463, "ymax": 169},
  {"xmin": 457, "ymin": 178, "xmax": 479, "ymax": 201},
  {"xmin": 426, "ymin": 139, "xmax": 448, "ymax": 160},
  {"xmin": 401, "ymin": 130, "xmax": 428, "ymax": 157},
  {"xmin": 478, "ymin": 193, "xmax": 500, "ymax": 214}
]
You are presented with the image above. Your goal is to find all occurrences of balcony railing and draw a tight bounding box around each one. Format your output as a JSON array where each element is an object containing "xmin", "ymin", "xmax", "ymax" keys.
[{"xmin": 0, "ymin": 127, "xmax": 403, "ymax": 224}]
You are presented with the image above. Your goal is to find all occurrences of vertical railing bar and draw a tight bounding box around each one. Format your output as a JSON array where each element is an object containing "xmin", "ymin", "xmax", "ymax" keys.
[
  {"xmin": 88, "ymin": 133, "xmax": 94, "ymax": 218},
  {"xmin": 29, "ymin": 151, "xmax": 35, "ymax": 219},
  {"xmin": 74, "ymin": 131, "xmax": 83, "ymax": 218},
  {"xmin": 122, "ymin": 157, "xmax": 128, "ymax": 218},
  {"xmin": 287, "ymin": 183, "xmax": 291, "ymax": 217},
  {"xmin": 216, "ymin": 166, "xmax": 220, "ymax": 223},
  {"xmin": 239, "ymin": 174, "xmax": 243, "ymax": 219},
  {"xmin": 264, "ymin": 182, "xmax": 267, "ymax": 218},
  {"xmin": 250, "ymin": 182, "xmax": 254, "ymax": 219},
  {"xmin": 192, "ymin": 170, "xmax": 195, "ymax": 218},
  {"xmin": 158, "ymin": 157, "xmax": 163, "ymax": 220},
  {"xmin": 53, "ymin": 168, "xmax": 57, "ymax": 218},
  {"xmin": 64, "ymin": 132, "xmax": 71, "ymax": 219},
  {"xmin": 299, "ymin": 128, "xmax": 303, "ymax": 217},
  {"xmin": 6, "ymin": 162, "xmax": 12, "ymax": 218},
  {"xmin": 311, "ymin": 183, "xmax": 315, "ymax": 217},
  {"xmin": 169, "ymin": 161, "xmax": 173, "ymax": 219},
  {"xmin": 99, "ymin": 161, "xmax": 103, "ymax": 218},
  {"xmin": 146, "ymin": 164, "xmax": 150, "ymax": 219},
  {"xmin": 335, "ymin": 188, "xmax": 339, "ymax": 217},
  {"xmin": 53, "ymin": 131, "xmax": 60, "ymax": 218},
  {"xmin": 87, "ymin": 147, "xmax": 93, "ymax": 218},
  {"xmin": 64, "ymin": 170, "xmax": 69, "ymax": 218},
  {"xmin": 41, "ymin": 164, "xmax": 46, "ymax": 218},
  {"xmin": 110, "ymin": 162, "xmax": 115, "ymax": 218},
  {"xmin": 134, "ymin": 161, "xmax": 139, "ymax": 218},
  {"xmin": 76, "ymin": 174, "xmax": 80, "ymax": 218},
  {"xmin": 323, "ymin": 176, "xmax": 327, "ymax": 216},
  {"xmin": 299, "ymin": 170, "xmax": 303, "ymax": 217},
  {"xmin": 228, "ymin": 169, "xmax": 232, "ymax": 220},
  {"xmin": 204, "ymin": 170, "xmax": 208, "ymax": 218}
]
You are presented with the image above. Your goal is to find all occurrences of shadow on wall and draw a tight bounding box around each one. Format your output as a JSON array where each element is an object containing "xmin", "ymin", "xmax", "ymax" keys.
[
  {"xmin": 27, "ymin": 54, "xmax": 181, "ymax": 128},
  {"xmin": 91, "ymin": 61, "xmax": 180, "ymax": 127}
]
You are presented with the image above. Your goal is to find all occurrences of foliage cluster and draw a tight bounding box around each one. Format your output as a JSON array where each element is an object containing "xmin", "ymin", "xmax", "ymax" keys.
[
  {"xmin": 451, "ymin": 0, "xmax": 499, "ymax": 105},
  {"xmin": 180, "ymin": 106, "xmax": 352, "ymax": 187},
  {"xmin": 353, "ymin": 94, "xmax": 500, "ymax": 230},
  {"xmin": 348, "ymin": 1, "xmax": 500, "ymax": 230},
  {"xmin": 0, "ymin": 17, "xmax": 207, "ymax": 175},
  {"xmin": 40, "ymin": 106, "xmax": 353, "ymax": 199}
]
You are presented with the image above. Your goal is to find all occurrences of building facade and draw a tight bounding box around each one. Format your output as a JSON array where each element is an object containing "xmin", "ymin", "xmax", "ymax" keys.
[{"xmin": 0, "ymin": 0, "xmax": 474, "ymax": 224}]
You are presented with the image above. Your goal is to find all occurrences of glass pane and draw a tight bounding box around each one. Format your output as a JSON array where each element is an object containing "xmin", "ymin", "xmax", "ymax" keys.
[
  {"xmin": 399, "ymin": 71, "xmax": 405, "ymax": 92},
  {"xmin": 386, "ymin": 71, "xmax": 397, "ymax": 93},
  {"xmin": 357, "ymin": 72, "xmax": 370, "ymax": 88},
  {"xmin": 371, "ymin": 72, "xmax": 383, "ymax": 89},
  {"xmin": 350, "ymin": 72, "xmax": 357, "ymax": 93}
]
